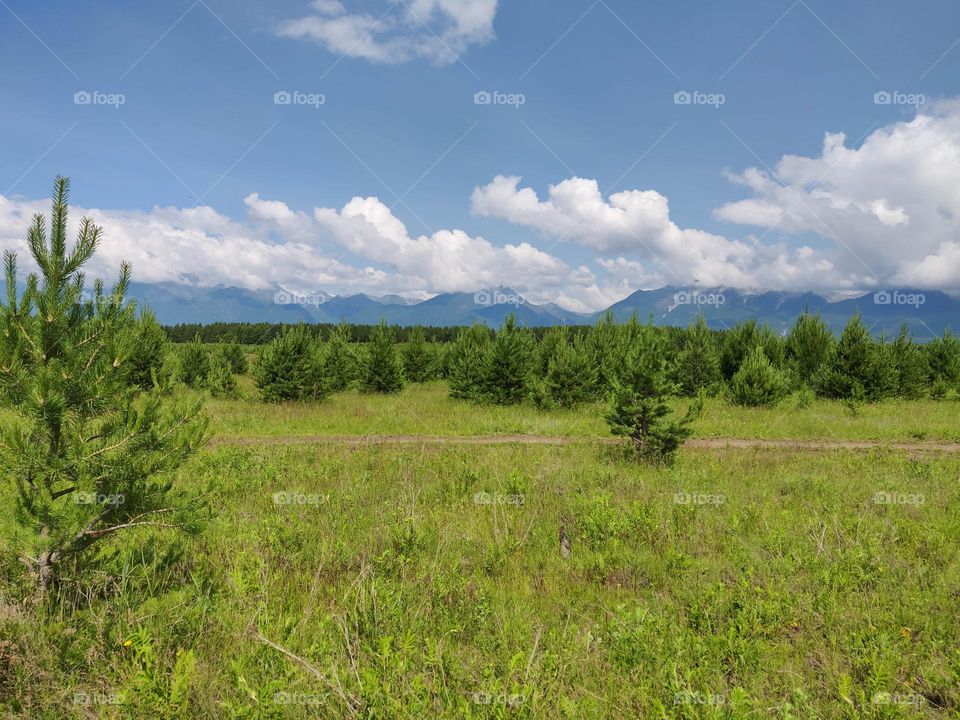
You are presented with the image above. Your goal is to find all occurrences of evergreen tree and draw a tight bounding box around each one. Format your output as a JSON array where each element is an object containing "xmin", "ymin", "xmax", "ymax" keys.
[
  {"xmin": 926, "ymin": 329, "xmax": 960, "ymax": 387},
  {"xmin": 402, "ymin": 325, "xmax": 435, "ymax": 383},
  {"xmin": 322, "ymin": 321, "xmax": 357, "ymax": 392},
  {"xmin": 786, "ymin": 310, "xmax": 834, "ymax": 385},
  {"xmin": 585, "ymin": 311, "xmax": 622, "ymax": 396},
  {"xmin": 254, "ymin": 325, "xmax": 326, "ymax": 402},
  {"xmin": 720, "ymin": 320, "xmax": 785, "ymax": 381},
  {"xmin": 673, "ymin": 314, "xmax": 721, "ymax": 397},
  {"xmin": 536, "ymin": 326, "xmax": 568, "ymax": 377},
  {"xmin": 123, "ymin": 309, "xmax": 168, "ymax": 390},
  {"xmin": 0, "ymin": 177, "xmax": 207, "ymax": 589},
  {"xmin": 361, "ymin": 320, "xmax": 405, "ymax": 393},
  {"xmin": 207, "ymin": 347, "xmax": 238, "ymax": 398},
  {"xmin": 484, "ymin": 314, "xmax": 535, "ymax": 405},
  {"xmin": 447, "ymin": 324, "xmax": 491, "ymax": 400},
  {"xmin": 891, "ymin": 323, "xmax": 928, "ymax": 399},
  {"xmin": 221, "ymin": 341, "xmax": 248, "ymax": 375},
  {"xmin": 605, "ymin": 322, "xmax": 701, "ymax": 465},
  {"xmin": 537, "ymin": 333, "xmax": 597, "ymax": 408},
  {"xmin": 729, "ymin": 345, "xmax": 790, "ymax": 406},
  {"xmin": 816, "ymin": 312, "xmax": 897, "ymax": 401},
  {"xmin": 178, "ymin": 334, "xmax": 210, "ymax": 388}
]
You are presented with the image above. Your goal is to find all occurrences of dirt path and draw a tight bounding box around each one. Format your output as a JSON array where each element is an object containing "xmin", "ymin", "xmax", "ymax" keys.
[{"xmin": 210, "ymin": 434, "xmax": 960, "ymax": 452}]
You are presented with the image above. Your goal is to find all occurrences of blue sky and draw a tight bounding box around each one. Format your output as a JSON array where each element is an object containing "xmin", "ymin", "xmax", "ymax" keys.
[{"xmin": 2, "ymin": 0, "xmax": 960, "ymax": 310}]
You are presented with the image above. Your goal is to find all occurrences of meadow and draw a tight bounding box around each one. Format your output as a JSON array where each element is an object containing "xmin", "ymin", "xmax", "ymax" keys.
[{"xmin": 2, "ymin": 380, "xmax": 959, "ymax": 719}]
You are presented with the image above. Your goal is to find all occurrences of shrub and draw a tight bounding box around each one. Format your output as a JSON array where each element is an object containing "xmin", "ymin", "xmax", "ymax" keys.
[
  {"xmin": 891, "ymin": 323, "xmax": 928, "ymax": 399},
  {"xmin": 729, "ymin": 345, "xmax": 790, "ymax": 406},
  {"xmin": 605, "ymin": 322, "xmax": 701, "ymax": 465},
  {"xmin": 0, "ymin": 177, "xmax": 207, "ymax": 590},
  {"xmin": 926, "ymin": 330, "xmax": 960, "ymax": 388},
  {"xmin": 254, "ymin": 325, "xmax": 326, "ymax": 401},
  {"xmin": 207, "ymin": 349, "xmax": 238, "ymax": 398},
  {"xmin": 361, "ymin": 320, "xmax": 404, "ymax": 394}
]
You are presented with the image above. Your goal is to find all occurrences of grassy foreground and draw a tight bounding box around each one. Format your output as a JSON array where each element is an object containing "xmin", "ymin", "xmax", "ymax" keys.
[
  {"xmin": 1, "ymin": 423, "xmax": 958, "ymax": 717},
  {"xmin": 205, "ymin": 380, "xmax": 960, "ymax": 443}
]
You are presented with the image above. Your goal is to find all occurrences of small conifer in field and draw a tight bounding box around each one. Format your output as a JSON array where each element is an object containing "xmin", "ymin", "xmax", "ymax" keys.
[
  {"xmin": 447, "ymin": 323, "xmax": 491, "ymax": 400},
  {"xmin": 891, "ymin": 323, "xmax": 928, "ymax": 399},
  {"xmin": 484, "ymin": 314, "xmax": 535, "ymax": 405},
  {"xmin": 178, "ymin": 334, "xmax": 210, "ymax": 388},
  {"xmin": 402, "ymin": 326, "xmax": 435, "ymax": 383},
  {"xmin": 786, "ymin": 310, "xmax": 834, "ymax": 384},
  {"xmin": 729, "ymin": 345, "xmax": 790, "ymax": 406},
  {"xmin": 537, "ymin": 333, "xmax": 597, "ymax": 408},
  {"xmin": 323, "ymin": 321, "xmax": 356, "ymax": 391},
  {"xmin": 123, "ymin": 309, "xmax": 168, "ymax": 390},
  {"xmin": 816, "ymin": 313, "xmax": 897, "ymax": 401},
  {"xmin": 361, "ymin": 320, "xmax": 405, "ymax": 393},
  {"xmin": 254, "ymin": 325, "xmax": 326, "ymax": 401},
  {"xmin": 674, "ymin": 314, "xmax": 721, "ymax": 397}
]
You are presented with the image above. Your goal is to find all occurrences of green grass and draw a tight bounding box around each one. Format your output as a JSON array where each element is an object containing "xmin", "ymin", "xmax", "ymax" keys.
[
  {"xmin": 2, "ymin": 436, "xmax": 959, "ymax": 717},
  {"xmin": 204, "ymin": 380, "xmax": 960, "ymax": 443}
]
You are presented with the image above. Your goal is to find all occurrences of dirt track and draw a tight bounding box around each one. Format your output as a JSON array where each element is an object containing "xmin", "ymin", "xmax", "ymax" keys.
[{"xmin": 210, "ymin": 434, "xmax": 960, "ymax": 452}]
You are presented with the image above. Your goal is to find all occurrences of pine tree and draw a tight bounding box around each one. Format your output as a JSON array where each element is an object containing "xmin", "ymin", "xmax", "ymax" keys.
[
  {"xmin": 0, "ymin": 177, "xmax": 208, "ymax": 589},
  {"xmin": 673, "ymin": 314, "xmax": 721, "ymax": 396},
  {"xmin": 207, "ymin": 347, "xmax": 238, "ymax": 398},
  {"xmin": 361, "ymin": 320, "xmax": 404, "ymax": 393},
  {"xmin": 539, "ymin": 333, "xmax": 597, "ymax": 408},
  {"xmin": 816, "ymin": 312, "xmax": 897, "ymax": 401},
  {"xmin": 221, "ymin": 341, "xmax": 248, "ymax": 375},
  {"xmin": 484, "ymin": 314, "xmax": 535, "ymax": 405},
  {"xmin": 402, "ymin": 326, "xmax": 435, "ymax": 383},
  {"xmin": 123, "ymin": 309, "xmax": 168, "ymax": 390},
  {"xmin": 926, "ymin": 329, "xmax": 960, "ymax": 388},
  {"xmin": 729, "ymin": 345, "xmax": 790, "ymax": 406},
  {"xmin": 585, "ymin": 311, "xmax": 622, "ymax": 396},
  {"xmin": 254, "ymin": 325, "xmax": 326, "ymax": 401},
  {"xmin": 447, "ymin": 323, "xmax": 491, "ymax": 400},
  {"xmin": 721, "ymin": 320, "xmax": 785, "ymax": 381},
  {"xmin": 892, "ymin": 323, "xmax": 928, "ymax": 399},
  {"xmin": 786, "ymin": 310, "xmax": 834, "ymax": 385},
  {"xmin": 322, "ymin": 321, "xmax": 356, "ymax": 392},
  {"xmin": 536, "ymin": 326, "xmax": 568, "ymax": 377},
  {"xmin": 178, "ymin": 334, "xmax": 210, "ymax": 388},
  {"xmin": 605, "ymin": 322, "xmax": 701, "ymax": 465}
]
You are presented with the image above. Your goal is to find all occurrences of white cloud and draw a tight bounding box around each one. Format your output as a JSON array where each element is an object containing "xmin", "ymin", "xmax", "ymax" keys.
[
  {"xmin": 715, "ymin": 99, "xmax": 960, "ymax": 289},
  {"xmin": 277, "ymin": 0, "xmax": 498, "ymax": 65},
  {"xmin": 471, "ymin": 174, "xmax": 853, "ymax": 292}
]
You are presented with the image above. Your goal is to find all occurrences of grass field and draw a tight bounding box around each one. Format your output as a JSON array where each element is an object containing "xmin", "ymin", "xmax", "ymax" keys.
[{"xmin": 2, "ymin": 383, "xmax": 959, "ymax": 718}]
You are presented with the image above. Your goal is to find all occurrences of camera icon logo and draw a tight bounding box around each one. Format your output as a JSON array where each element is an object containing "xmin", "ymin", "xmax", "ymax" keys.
[
  {"xmin": 74, "ymin": 91, "xmax": 92, "ymax": 105},
  {"xmin": 273, "ymin": 91, "xmax": 292, "ymax": 105},
  {"xmin": 473, "ymin": 290, "xmax": 492, "ymax": 305},
  {"xmin": 873, "ymin": 290, "xmax": 891, "ymax": 305},
  {"xmin": 474, "ymin": 91, "xmax": 492, "ymax": 105},
  {"xmin": 673, "ymin": 90, "xmax": 692, "ymax": 105},
  {"xmin": 873, "ymin": 91, "xmax": 892, "ymax": 105}
]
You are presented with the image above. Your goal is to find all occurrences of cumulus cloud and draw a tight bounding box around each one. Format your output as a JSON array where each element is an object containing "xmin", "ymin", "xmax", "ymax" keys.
[
  {"xmin": 715, "ymin": 99, "xmax": 960, "ymax": 289},
  {"xmin": 471, "ymin": 174, "xmax": 854, "ymax": 291},
  {"xmin": 276, "ymin": 0, "xmax": 498, "ymax": 65}
]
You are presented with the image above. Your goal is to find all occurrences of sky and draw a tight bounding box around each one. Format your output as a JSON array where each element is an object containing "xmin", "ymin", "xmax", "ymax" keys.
[{"xmin": 1, "ymin": 0, "xmax": 959, "ymax": 311}]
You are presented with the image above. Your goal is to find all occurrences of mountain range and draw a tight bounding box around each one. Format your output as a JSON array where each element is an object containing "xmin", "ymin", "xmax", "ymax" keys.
[{"xmin": 121, "ymin": 282, "xmax": 958, "ymax": 340}]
